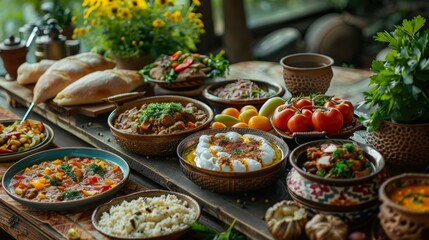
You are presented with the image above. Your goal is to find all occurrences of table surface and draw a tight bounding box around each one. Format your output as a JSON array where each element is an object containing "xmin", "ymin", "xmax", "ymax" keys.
[{"xmin": 0, "ymin": 61, "xmax": 373, "ymax": 240}]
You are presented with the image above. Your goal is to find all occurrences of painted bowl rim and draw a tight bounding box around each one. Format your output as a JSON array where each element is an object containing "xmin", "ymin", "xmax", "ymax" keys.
[
  {"xmin": 289, "ymin": 139, "xmax": 385, "ymax": 184},
  {"xmin": 379, "ymin": 173, "xmax": 429, "ymax": 215},
  {"xmin": 107, "ymin": 95, "xmax": 214, "ymax": 139},
  {"xmin": 202, "ymin": 79, "xmax": 285, "ymax": 105},
  {"xmin": 91, "ymin": 189, "xmax": 201, "ymax": 240},
  {"xmin": 177, "ymin": 127, "xmax": 289, "ymax": 177},
  {"xmin": 2, "ymin": 147, "xmax": 130, "ymax": 210}
]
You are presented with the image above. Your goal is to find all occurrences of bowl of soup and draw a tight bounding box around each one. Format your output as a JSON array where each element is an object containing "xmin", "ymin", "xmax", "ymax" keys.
[
  {"xmin": 177, "ymin": 128, "xmax": 289, "ymax": 193},
  {"xmin": 287, "ymin": 139, "xmax": 387, "ymax": 227},
  {"xmin": 379, "ymin": 173, "xmax": 429, "ymax": 240},
  {"xmin": 2, "ymin": 147, "xmax": 129, "ymax": 211},
  {"xmin": 108, "ymin": 95, "xmax": 214, "ymax": 156}
]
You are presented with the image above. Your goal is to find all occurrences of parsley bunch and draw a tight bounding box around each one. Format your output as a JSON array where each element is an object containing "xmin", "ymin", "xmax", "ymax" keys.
[{"xmin": 363, "ymin": 15, "xmax": 429, "ymax": 131}]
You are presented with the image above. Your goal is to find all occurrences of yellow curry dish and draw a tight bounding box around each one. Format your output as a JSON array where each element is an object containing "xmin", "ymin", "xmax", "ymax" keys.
[{"xmin": 390, "ymin": 185, "xmax": 429, "ymax": 212}]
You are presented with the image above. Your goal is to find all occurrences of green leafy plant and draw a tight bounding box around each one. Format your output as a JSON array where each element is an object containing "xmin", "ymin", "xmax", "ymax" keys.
[
  {"xmin": 75, "ymin": 0, "xmax": 205, "ymax": 59},
  {"xmin": 189, "ymin": 220, "xmax": 246, "ymax": 240},
  {"xmin": 362, "ymin": 15, "xmax": 429, "ymax": 132}
]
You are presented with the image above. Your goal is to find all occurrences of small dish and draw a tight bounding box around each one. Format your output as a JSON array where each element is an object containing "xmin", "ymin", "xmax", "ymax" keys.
[
  {"xmin": 2, "ymin": 147, "xmax": 130, "ymax": 211},
  {"xmin": 177, "ymin": 127, "xmax": 289, "ymax": 193},
  {"xmin": 202, "ymin": 79, "xmax": 285, "ymax": 113},
  {"xmin": 108, "ymin": 95, "xmax": 214, "ymax": 156},
  {"xmin": 0, "ymin": 119, "xmax": 54, "ymax": 162},
  {"xmin": 287, "ymin": 139, "xmax": 388, "ymax": 227},
  {"xmin": 92, "ymin": 190, "xmax": 201, "ymax": 240}
]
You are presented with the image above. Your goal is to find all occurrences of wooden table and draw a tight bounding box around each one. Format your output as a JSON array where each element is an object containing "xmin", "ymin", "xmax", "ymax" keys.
[{"xmin": 0, "ymin": 61, "xmax": 372, "ymax": 240}]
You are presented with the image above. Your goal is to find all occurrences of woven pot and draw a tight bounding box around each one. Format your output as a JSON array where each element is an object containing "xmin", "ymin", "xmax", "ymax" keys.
[{"xmin": 366, "ymin": 121, "xmax": 429, "ymax": 168}]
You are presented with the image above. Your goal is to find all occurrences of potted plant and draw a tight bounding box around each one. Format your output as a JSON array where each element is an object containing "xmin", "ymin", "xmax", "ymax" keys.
[
  {"xmin": 363, "ymin": 15, "xmax": 429, "ymax": 171},
  {"xmin": 74, "ymin": 0, "xmax": 205, "ymax": 70}
]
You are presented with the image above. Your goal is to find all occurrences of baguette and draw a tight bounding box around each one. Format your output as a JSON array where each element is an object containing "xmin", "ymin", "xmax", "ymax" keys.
[
  {"xmin": 53, "ymin": 69, "xmax": 144, "ymax": 106},
  {"xmin": 17, "ymin": 60, "xmax": 56, "ymax": 85},
  {"xmin": 33, "ymin": 52, "xmax": 116, "ymax": 104}
]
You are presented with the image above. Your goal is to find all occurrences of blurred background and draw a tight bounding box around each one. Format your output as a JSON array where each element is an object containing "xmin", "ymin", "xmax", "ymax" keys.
[{"xmin": 0, "ymin": 0, "xmax": 428, "ymax": 74}]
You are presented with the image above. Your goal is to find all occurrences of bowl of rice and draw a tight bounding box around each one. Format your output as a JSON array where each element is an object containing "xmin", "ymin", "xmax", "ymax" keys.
[
  {"xmin": 91, "ymin": 190, "xmax": 200, "ymax": 240},
  {"xmin": 202, "ymin": 79, "xmax": 285, "ymax": 113}
]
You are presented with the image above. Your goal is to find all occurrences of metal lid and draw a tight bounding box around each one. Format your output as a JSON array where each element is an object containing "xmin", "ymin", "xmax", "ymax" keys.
[{"xmin": 4, "ymin": 35, "xmax": 21, "ymax": 46}]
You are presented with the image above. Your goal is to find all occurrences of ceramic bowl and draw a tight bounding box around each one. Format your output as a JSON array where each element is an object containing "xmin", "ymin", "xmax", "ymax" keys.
[
  {"xmin": 108, "ymin": 95, "xmax": 214, "ymax": 156},
  {"xmin": 0, "ymin": 119, "xmax": 54, "ymax": 162},
  {"xmin": 177, "ymin": 128, "xmax": 289, "ymax": 193},
  {"xmin": 2, "ymin": 147, "xmax": 130, "ymax": 211},
  {"xmin": 202, "ymin": 79, "xmax": 285, "ymax": 113},
  {"xmin": 280, "ymin": 53, "xmax": 334, "ymax": 96},
  {"xmin": 92, "ymin": 190, "xmax": 201, "ymax": 240},
  {"xmin": 379, "ymin": 173, "xmax": 429, "ymax": 240},
  {"xmin": 287, "ymin": 139, "xmax": 387, "ymax": 227}
]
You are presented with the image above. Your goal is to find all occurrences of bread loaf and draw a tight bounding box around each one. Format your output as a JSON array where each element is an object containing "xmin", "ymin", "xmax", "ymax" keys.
[
  {"xmin": 17, "ymin": 60, "xmax": 56, "ymax": 85},
  {"xmin": 53, "ymin": 69, "xmax": 144, "ymax": 106},
  {"xmin": 33, "ymin": 52, "xmax": 116, "ymax": 104}
]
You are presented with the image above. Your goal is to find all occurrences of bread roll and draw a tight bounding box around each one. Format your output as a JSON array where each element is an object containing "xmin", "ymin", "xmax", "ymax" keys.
[
  {"xmin": 33, "ymin": 52, "xmax": 116, "ymax": 104},
  {"xmin": 17, "ymin": 60, "xmax": 56, "ymax": 85},
  {"xmin": 53, "ymin": 69, "xmax": 144, "ymax": 106}
]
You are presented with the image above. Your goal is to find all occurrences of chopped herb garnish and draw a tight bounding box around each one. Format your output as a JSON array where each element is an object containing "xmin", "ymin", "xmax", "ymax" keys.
[
  {"xmin": 86, "ymin": 163, "xmax": 105, "ymax": 176},
  {"xmin": 44, "ymin": 175, "xmax": 61, "ymax": 186},
  {"xmin": 398, "ymin": 192, "xmax": 429, "ymax": 205},
  {"xmin": 62, "ymin": 189, "xmax": 82, "ymax": 200},
  {"xmin": 343, "ymin": 143, "xmax": 355, "ymax": 153},
  {"xmin": 316, "ymin": 169, "xmax": 326, "ymax": 177},
  {"xmin": 139, "ymin": 102, "xmax": 183, "ymax": 123},
  {"xmin": 231, "ymin": 149, "xmax": 242, "ymax": 155},
  {"xmin": 332, "ymin": 149, "xmax": 342, "ymax": 159},
  {"xmin": 60, "ymin": 163, "xmax": 77, "ymax": 182},
  {"xmin": 331, "ymin": 161, "xmax": 348, "ymax": 176}
]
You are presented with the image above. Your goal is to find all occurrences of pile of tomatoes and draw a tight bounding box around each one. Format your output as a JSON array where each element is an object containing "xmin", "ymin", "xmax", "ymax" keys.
[{"xmin": 272, "ymin": 96, "xmax": 355, "ymax": 135}]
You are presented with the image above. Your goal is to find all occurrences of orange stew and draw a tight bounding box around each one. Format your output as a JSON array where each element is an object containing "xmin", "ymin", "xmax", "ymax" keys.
[
  {"xmin": 9, "ymin": 157, "xmax": 123, "ymax": 202},
  {"xmin": 390, "ymin": 185, "xmax": 429, "ymax": 212}
]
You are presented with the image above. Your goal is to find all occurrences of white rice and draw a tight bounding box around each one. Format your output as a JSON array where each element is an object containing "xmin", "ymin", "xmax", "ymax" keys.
[{"xmin": 97, "ymin": 194, "xmax": 197, "ymax": 238}]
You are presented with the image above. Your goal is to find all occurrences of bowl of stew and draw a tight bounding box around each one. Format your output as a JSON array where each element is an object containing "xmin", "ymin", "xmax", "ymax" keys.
[
  {"xmin": 202, "ymin": 79, "xmax": 285, "ymax": 113},
  {"xmin": 0, "ymin": 119, "xmax": 54, "ymax": 162},
  {"xmin": 287, "ymin": 139, "xmax": 388, "ymax": 227},
  {"xmin": 177, "ymin": 128, "xmax": 289, "ymax": 193},
  {"xmin": 2, "ymin": 147, "xmax": 129, "ymax": 211},
  {"xmin": 108, "ymin": 95, "xmax": 214, "ymax": 156},
  {"xmin": 379, "ymin": 173, "xmax": 429, "ymax": 240}
]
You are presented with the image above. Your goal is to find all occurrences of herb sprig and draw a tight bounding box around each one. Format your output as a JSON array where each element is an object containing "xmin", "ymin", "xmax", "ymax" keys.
[{"xmin": 139, "ymin": 102, "xmax": 183, "ymax": 123}]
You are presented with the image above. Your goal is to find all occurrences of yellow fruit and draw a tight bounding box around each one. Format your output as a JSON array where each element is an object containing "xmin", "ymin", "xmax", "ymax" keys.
[
  {"xmin": 248, "ymin": 115, "xmax": 272, "ymax": 131},
  {"xmin": 232, "ymin": 122, "xmax": 249, "ymax": 128},
  {"xmin": 221, "ymin": 107, "xmax": 240, "ymax": 118},
  {"xmin": 238, "ymin": 109, "xmax": 259, "ymax": 124},
  {"xmin": 213, "ymin": 114, "xmax": 241, "ymax": 127},
  {"xmin": 240, "ymin": 105, "xmax": 258, "ymax": 113},
  {"xmin": 259, "ymin": 97, "xmax": 286, "ymax": 118},
  {"xmin": 211, "ymin": 122, "xmax": 227, "ymax": 129}
]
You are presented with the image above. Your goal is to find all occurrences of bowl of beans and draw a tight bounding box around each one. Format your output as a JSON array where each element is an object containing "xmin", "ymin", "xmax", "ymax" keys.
[
  {"xmin": 0, "ymin": 119, "xmax": 54, "ymax": 162},
  {"xmin": 108, "ymin": 95, "xmax": 214, "ymax": 156},
  {"xmin": 202, "ymin": 79, "xmax": 285, "ymax": 113}
]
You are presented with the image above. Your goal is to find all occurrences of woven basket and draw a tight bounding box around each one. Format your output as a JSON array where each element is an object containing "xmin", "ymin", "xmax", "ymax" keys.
[{"xmin": 366, "ymin": 121, "xmax": 429, "ymax": 168}]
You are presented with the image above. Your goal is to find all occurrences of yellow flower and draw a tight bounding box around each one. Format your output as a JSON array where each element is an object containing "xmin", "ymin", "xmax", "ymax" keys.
[
  {"xmin": 164, "ymin": 11, "xmax": 171, "ymax": 18},
  {"xmin": 192, "ymin": 0, "xmax": 201, "ymax": 6},
  {"xmin": 106, "ymin": 3, "xmax": 120, "ymax": 17},
  {"xmin": 82, "ymin": 0, "xmax": 91, "ymax": 7},
  {"xmin": 72, "ymin": 34, "xmax": 77, "ymax": 40},
  {"xmin": 195, "ymin": 18, "xmax": 204, "ymax": 27},
  {"xmin": 118, "ymin": 7, "xmax": 132, "ymax": 20},
  {"xmin": 132, "ymin": 40, "xmax": 137, "ymax": 45},
  {"xmin": 152, "ymin": 19, "xmax": 165, "ymax": 27},
  {"xmin": 78, "ymin": 28, "xmax": 86, "ymax": 36},
  {"xmin": 129, "ymin": 0, "xmax": 147, "ymax": 10},
  {"xmin": 86, "ymin": 26, "xmax": 92, "ymax": 32},
  {"xmin": 171, "ymin": 10, "xmax": 182, "ymax": 22},
  {"xmin": 91, "ymin": 19, "xmax": 97, "ymax": 26},
  {"xmin": 155, "ymin": 0, "xmax": 174, "ymax": 6},
  {"xmin": 71, "ymin": 16, "xmax": 77, "ymax": 23},
  {"xmin": 139, "ymin": 40, "xmax": 144, "ymax": 45},
  {"xmin": 188, "ymin": 12, "xmax": 195, "ymax": 19}
]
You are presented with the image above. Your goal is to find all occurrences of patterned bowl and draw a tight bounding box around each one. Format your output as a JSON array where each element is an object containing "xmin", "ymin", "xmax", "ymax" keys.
[
  {"xmin": 108, "ymin": 95, "xmax": 214, "ymax": 156},
  {"xmin": 202, "ymin": 79, "xmax": 285, "ymax": 113},
  {"xmin": 379, "ymin": 173, "xmax": 429, "ymax": 240},
  {"xmin": 177, "ymin": 128, "xmax": 290, "ymax": 193},
  {"xmin": 287, "ymin": 139, "xmax": 387, "ymax": 228}
]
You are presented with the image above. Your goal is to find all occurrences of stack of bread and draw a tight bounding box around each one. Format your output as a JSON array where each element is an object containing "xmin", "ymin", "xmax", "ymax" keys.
[{"xmin": 17, "ymin": 52, "xmax": 145, "ymax": 106}]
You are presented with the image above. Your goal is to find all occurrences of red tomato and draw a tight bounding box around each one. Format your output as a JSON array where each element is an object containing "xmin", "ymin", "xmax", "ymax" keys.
[
  {"xmin": 292, "ymin": 98, "xmax": 312, "ymax": 109},
  {"xmin": 288, "ymin": 109, "xmax": 313, "ymax": 133},
  {"xmin": 324, "ymin": 97, "xmax": 354, "ymax": 125},
  {"xmin": 312, "ymin": 107, "xmax": 344, "ymax": 134},
  {"xmin": 272, "ymin": 104, "xmax": 296, "ymax": 131}
]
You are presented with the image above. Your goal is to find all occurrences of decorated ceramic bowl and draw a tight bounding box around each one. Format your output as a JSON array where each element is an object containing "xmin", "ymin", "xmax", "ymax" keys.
[
  {"xmin": 2, "ymin": 147, "xmax": 130, "ymax": 211},
  {"xmin": 108, "ymin": 95, "xmax": 214, "ymax": 156},
  {"xmin": 0, "ymin": 119, "xmax": 54, "ymax": 162},
  {"xmin": 202, "ymin": 79, "xmax": 285, "ymax": 113},
  {"xmin": 177, "ymin": 128, "xmax": 289, "ymax": 193},
  {"xmin": 379, "ymin": 173, "xmax": 429, "ymax": 240},
  {"xmin": 92, "ymin": 190, "xmax": 200, "ymax": 240},
  {"xmin": 287, "ymin": 139, "xmax": 387, "ymax": 227}
]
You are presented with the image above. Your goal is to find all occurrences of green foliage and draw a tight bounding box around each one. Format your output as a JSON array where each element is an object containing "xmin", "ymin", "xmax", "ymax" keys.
[
  {"xmin": 189, "ymin": 220, "xmax": 246, "ymax": 240},
  {"xmin": 139, "ymin": 102, "xmax": 183, "ymax": 123},
  {"xmin": 363, "ymin": 15, "xmax": 429, "ymax": 131},
  {"xmin": 86, "ymin": 163, "xmax": 105, "ymax": 177},
  {"xmin": 62, "ymin": 189, "xmax": 82, "ymax": 200}
]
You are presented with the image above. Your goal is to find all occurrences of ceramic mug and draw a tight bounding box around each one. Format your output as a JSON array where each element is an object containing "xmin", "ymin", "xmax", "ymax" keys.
[{"xmin": 280, "ymin": 53, "xmax": 334, "ymax": 96}]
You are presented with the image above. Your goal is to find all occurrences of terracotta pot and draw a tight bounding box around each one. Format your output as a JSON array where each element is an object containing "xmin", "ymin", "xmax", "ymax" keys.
[
  {"xmin": 0, "ymin": 35, "xmax": 27, "ymax": 80},
  {"xmin": 379, "ymin": 173, "xmax": 429, "ymax": 240},
  {"xmin": 287, "ymin": 139, "xmax": 388, "ymax": 228},
  {"xmin": 113, "ymin": 54, "xmax": 153, "ymax": 70},
  {"xmin": 366, "ymin": 121, "xmax": 429, "ymax": 171},
  {"xmin": 280, "ymin": 53, "xmax": 334, "ymax": 96}
]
